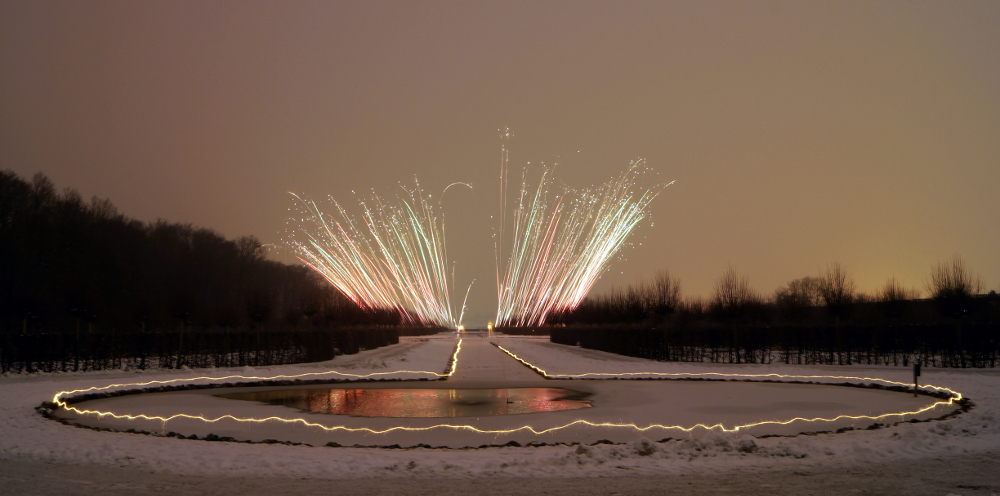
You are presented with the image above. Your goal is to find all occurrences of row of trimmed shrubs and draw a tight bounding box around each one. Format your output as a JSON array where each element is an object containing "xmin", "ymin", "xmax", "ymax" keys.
[
  {"xmin": 550, "ymin": 323, "xmax": 1000, "ymax": 367},
  {"xmin": 1, "ymin": 327, "xmax": 411, "ymax": 373}
]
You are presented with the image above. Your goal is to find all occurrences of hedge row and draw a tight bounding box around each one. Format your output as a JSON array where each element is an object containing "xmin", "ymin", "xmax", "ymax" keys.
[
  {"xmin": 550, "ymin": 323, "xmax": 1000, "ymax": 368},
  {"xmin": 0, "ymin": 327, "xmax": 403, "ymax": 373}
]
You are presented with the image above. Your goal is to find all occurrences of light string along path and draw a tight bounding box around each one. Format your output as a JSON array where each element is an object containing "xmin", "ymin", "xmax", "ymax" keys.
[
  {"xmin": 493, "ymin": 344, "xmax": 964, "ymax": 431},
  {"xmin": 50, "ymin": 338, "xmax": 964, "ymax": 439},
  {"xmin": 51, "ymin": 340, "xmax": 463, "ymax": 430}
]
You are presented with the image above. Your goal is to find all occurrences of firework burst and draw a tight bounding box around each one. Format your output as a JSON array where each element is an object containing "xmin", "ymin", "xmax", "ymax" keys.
[
  {"xmin": 287, "ymin": 181, "xmax": 470, "ymax": 327},
  {"xmin": 495, "ymin": 158, "xmax": 670, "ymax": 327},
  {"xmin": 286, "ymin": 136, "xmax": 665, "ymax": 329}
]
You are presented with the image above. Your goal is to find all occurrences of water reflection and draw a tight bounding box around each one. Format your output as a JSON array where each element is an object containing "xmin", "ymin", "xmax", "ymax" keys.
[{"xmin": 218, "ymin": 387, "xmax": 591, "ymax": 418}]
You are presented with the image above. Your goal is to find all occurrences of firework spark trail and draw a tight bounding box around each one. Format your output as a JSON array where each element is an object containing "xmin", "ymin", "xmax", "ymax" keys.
[
  {"xmin": 288, "ymin": 181, "xmax": 469, "ymax": 327},
  {"xmin": 495, "ymin": 161, "xmax": 671, "ymax": 327}
]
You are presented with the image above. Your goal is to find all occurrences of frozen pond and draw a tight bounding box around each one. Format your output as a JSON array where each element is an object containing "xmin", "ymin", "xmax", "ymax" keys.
[
  {"xmin": 217, "ymin": 387, "xmax": 591, "ymax": 417},
  {"xmin": 54, "ymin": 376, "xmax": 950, "ymax": 447},
  {"xmin": 51, "ymin": 339, "xmax": 959, "ymax": 447}
]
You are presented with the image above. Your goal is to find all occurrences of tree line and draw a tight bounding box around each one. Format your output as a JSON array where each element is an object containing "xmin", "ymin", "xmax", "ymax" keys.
[
  {"xmin": 543, "ymin": 258, "xmax": 999, "ymax": 367},
  {"xmin": 1, "ymin": 171, "xmax": 429, "ymax": 373}
]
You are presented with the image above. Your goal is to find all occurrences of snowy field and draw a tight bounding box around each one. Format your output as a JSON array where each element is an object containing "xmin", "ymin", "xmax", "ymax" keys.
[{"xmin": 2, "ymin": 334, "xmax": 999, "ymax": 495}]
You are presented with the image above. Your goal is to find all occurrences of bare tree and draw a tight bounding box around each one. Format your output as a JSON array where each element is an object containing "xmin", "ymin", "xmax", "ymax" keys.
[
  {"xmin": 235, "ymin": 235, "xmax": 266, "ymax": 263},
  {"xmin": 878, "ymin": 277, "xmax": 919, "ymax": 303},
  {"xmin": 928, "ymin": 254, "xmax": 984, "ymax": 319},
  {"xmin": 819, "ymin": 262, "xmax": 856, "ymax": 319},
  {"xmin": 712, "ymin": 266, "xmax": 760, "ymax": 363},
  {"xmin": 712, "ymin": 266, "xmax": 759, "ymax": 316},
  {"xmin": 650, "ymin": 270, "xmax": 682, "ymax": 316},
  {"xmin": 682, "ymin": 296, "xmax": 706, "ymax": 317},
  {"xmin": 773, "ymin": 276, "xmax": 823, "ymax": 322},
  {"xmin": 877, "ymin": 277, "xmax": 919, "ymax": 321},
  {"xmin": 818, "ymin": 263, "xmax": 856, "ymax": 364},
  {"xmin": 89, "ymin": 196, "xmax": 119, "ymax": 221}
]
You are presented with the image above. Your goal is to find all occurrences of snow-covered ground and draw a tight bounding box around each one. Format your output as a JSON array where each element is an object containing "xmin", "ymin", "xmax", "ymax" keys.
[
  {"xmin": 2, "ymin": 334, "xmax": 999, "ymax": 488},
  {"xmin": 51, "ymin": 337, "xmax": 957, "ymax": 446}
]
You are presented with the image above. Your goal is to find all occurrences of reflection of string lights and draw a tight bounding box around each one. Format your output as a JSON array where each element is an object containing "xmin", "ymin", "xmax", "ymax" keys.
[{"xmin": 50, "ymin": 338, "xmax": 963, "ymax": 441}]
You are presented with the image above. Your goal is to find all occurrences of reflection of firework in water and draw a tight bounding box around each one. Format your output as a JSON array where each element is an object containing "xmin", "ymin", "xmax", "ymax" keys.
[
  {"xmin": 287, "ymin": 181, "xmax": 471, "ymax": 327},
  {"xmin": 495, "ymin": 154, "xmax": 670, "ymax": 327}
]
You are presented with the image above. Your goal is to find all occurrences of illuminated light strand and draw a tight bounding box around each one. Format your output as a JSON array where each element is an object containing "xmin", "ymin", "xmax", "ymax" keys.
[
  {"xmin": 495, "ymin": 160, "xmax": 672, "ymax": 327},
  {"xmin": 286, "ymin": 180, "xmax": 472, "ymax": 327},
  {"xmin": 54, "ymin": 399, "xmax": 962, "ymax": 438},
  {"xmin": 444, "ymin": 338, "xmax": 462, "ymax": 377},
  {"xmin": 494, "ymin": 344, "xmax": 962, "ymax": 401},
  {"xmin": 53, "ymin": 339, "xmax": 463, "ymax": 408},
  {"xmin": 493, "ymin": 344, "xmax": 964, "ymax": 399},
  {"xmin": 50, "ymin": 338, "xmax": 966, "ymax": 441}
]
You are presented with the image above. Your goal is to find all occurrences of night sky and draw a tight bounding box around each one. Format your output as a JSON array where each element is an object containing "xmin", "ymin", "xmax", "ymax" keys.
[{"xmin": 3, "ymin": 1, "xmax": 998, "ymax": 326}]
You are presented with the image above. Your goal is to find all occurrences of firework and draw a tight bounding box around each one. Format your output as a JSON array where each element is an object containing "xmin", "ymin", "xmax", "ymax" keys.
[
  {"xmin": 287, "ymin": 181, "xmax": 470, "ymax": 327},
  {"xmin": 495, "ymin": 159, "xmax": 670, "ymax": 327},
  {"xmin": 286, "ymin": 136, "xmax": 665, "ymax": 328}
]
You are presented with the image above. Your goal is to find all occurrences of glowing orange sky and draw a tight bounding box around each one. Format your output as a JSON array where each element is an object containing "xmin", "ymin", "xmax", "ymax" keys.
[{"xmin": 2, "ymin": 1, "xmax": 998, "ymax": 326}]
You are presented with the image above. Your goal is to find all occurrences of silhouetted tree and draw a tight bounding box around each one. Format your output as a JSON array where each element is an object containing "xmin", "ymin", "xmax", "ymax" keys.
[
  {"xmin": 818, "ymin": 263, "xmax": 856, "ymax": 364},
  {"xmin": 0, "ymin": 170, "xmax": 410, "ymax": 373},
  {"xmin": 876, "ymin": 277, "xmax": 919, "ymax": 321},
  {"xmin": 649, "ymin": 270, "xmax": 682, "ymax": 317},
  {"xmin": 927, "ymin": 255, "xmax": 986, "ymax": 368},
  {"xmin": 773, "ymin": 276, "xmax": 822, "ymax": 322},
  {"xmin": 711, "ymin": 266, "xmax": 759, "ymax": 320},
  {"xmin": 548, "ymin": 270, "xmax": 683, "ymax": 326},
  {"xmin": 711, "ymin": 266, "xmax": 760, "ymax": 363},
  {"xmin": 819, "ymin": 263, "xmax": 856, "ymax": 321},
  {"xmin": 928, "ymin": 254, "xmax": 983, "ymax": 319}
]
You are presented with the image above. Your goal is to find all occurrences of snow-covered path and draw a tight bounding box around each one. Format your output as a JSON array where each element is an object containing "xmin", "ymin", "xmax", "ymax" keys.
[
  {"xmin": 446, "ymin": 334, "xmax": 541, "ymax": 385},
  {"xmin": 2, "ymin": 450, "xmax": 999, "ymax": 496}
]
